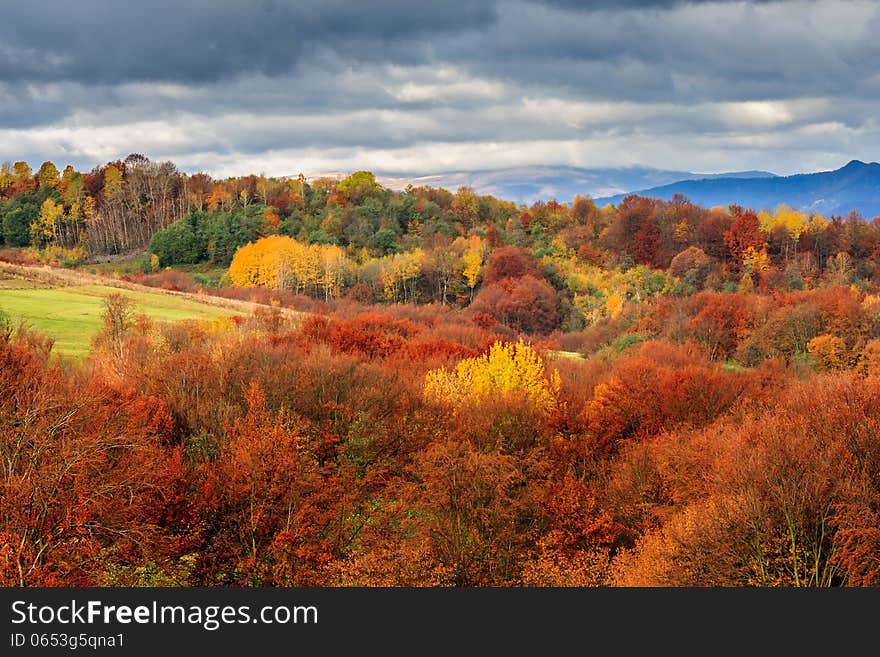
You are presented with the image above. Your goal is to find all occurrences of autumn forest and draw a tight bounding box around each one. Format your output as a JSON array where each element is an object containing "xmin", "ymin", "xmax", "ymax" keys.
[{"xmin": 2, "ymin": 155, "xmax": 880, "ymax": 587}]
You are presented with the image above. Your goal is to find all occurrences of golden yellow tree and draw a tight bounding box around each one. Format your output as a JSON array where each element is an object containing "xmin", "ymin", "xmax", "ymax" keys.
[
  {"xmin": 229, "ymin": 236, "xmax": 351, "ymax": 295},
  {"xmin": 380, "ymin": 250, "xmax": 424, "ymax": 302},
  {"xmin": 319, "ymin": 244, "xmax": 348, "ymax": 300},
  {"xmin": 424, "ymin": 340, "xmax": 560, "ymax": 412},
  {"xmin": 37, "ymin": 161, "xmax": 60, "ymax": 188},
  {"xmin": 605, "ymin": 293, "xmax": 624, "ymax": 319},
  {"xmin": 229, "ymin": 235, "xmax": 298, "ymax": 288},
  {"xmin": 741, "ymin": 246, "xmax": 770, "ymax": 276},
  {"xmin": 32, "ymin": 197, "xmax": 64, "ymax": 245},
  {"xmin": 0, "ymin": 162, "xmax": 13, "ymax": 193},
  {"xmin": 858, "ymin": 340, "xmax": 880, "ymax": 378},
  {"xmin": 462, "ymin": 235, "xmax": 485, "ymax": 300},
  {"xmin": 103, "ymin": 164, "xmax": 124, "ymax": 199},
  {"xmin": 757, "ymin": 204, "xmax": 808, "ymax": 261},
  {"xmin": 807, "ymin": 334, "xmax": 848, "ymax": 371}
]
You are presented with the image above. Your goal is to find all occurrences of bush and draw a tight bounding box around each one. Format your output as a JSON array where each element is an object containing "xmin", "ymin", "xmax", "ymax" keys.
[{"xmin": 470, "ymin": 275, "xmax": 562, "ymax": 335}]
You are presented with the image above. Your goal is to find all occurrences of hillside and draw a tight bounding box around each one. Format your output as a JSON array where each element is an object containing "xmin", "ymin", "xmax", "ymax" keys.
[
  {"xmin": 593, "ymin": 160, "xmax": 880, "ymax": 217},
  {"xmin": 0, "ymin": 262, "xmax": 299, "ymax": 357}
]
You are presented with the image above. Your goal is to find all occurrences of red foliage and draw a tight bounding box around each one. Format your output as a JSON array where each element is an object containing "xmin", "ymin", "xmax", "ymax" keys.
[
  {"xmin": 685, "ymin": 292, "xmax": 758, "ymax": 360},
  {"xmin": 470, "ymin": 275, "xmax": 562, "ymax": 335},
  {"xmin": 582, "ymin": 341, "xmax": 772, "ymax": 454},
  {"xmin": 482, "ymin": 246, "xmax": 545, "ymax": 285},
  {"xmin": 0, "ymin": 329, "xmax": 177, "ymax": 585},
  {"xmin": 724, "ymin": 209, "xmax": 766, "ymax": 265}
]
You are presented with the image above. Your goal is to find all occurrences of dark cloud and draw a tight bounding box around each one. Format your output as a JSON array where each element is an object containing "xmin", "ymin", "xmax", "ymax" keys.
[
  {"xmin": 0, "ymin": 0, "xmax": 878, "ymax": 177},
  {"xmin": 0, "ymin": 0, "xmax": 496, "ymax": 83}
]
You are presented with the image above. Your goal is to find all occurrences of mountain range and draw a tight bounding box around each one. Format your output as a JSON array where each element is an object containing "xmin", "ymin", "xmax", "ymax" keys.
[
  {"xmin": 592, "ymin": 160, "xmax": 880, "ymax": 218},
  {"xmin": 368, "ymin": 160, "xmax": 880, "ymax": 219},
  {"xmin": 374, "ymin": 166, "xmax": 775, "ymax": 206}
]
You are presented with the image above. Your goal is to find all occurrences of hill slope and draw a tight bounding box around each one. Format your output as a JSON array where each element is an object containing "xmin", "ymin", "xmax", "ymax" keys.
[
  {"xmin": 0, "ymin": 262, "xmax": 299, "ymax": 358},
  {"xmin": 592, "ymin": 160, "xmax": 880, "ymax": 217}
]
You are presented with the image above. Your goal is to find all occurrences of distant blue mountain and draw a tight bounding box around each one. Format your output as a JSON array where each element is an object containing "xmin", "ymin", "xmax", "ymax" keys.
[
  {"xmin": 375, "ymin": 165, "xmax": 776, "ymax": 205},
  {"xmin": 592, "ymin": 160, "xmax": 880, "ymax": 218}
]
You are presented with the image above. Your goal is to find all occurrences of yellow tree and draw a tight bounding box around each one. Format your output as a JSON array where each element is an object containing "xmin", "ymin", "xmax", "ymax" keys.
[
  {"xmin": 229, "ymin": 235, "xmax": 299, "ymax": 288},
  {"xmin": 462, "ymin": 235, "xmax": 485, "ymax": 301},
  {"xmin": 103, "ymin": 164, "xmax": 124, "ymax": 199},
  {"xmin": 229, "ymin": 236, "xmax": 348, "ymax": 295},
  {"xmin": 13, "ymin": 161, "xmax": 33, "ymax": 181},
  {"xmin": 451, "ymin": 186, "xmax": 480, "ymax": 231},
  {"xmin": 37, "ymin": 161, "xmax": 60, "ymax": 188},
  {"xmin": 0, "ymin": 162, "xmax": 13, "ymax": 193},
  {"xmin": 319, "ymin": 244, "xmax": 348, "ymax": 300},
  {"xmin": 605, "ymin": 292, "xmax": 624, "ymax": 319},
  {"xmin": 757, "ymin": 204, "xmax": 807, "ymax": 261},
  {"xmin": 807, "ymin": 334, "xmax": 848, "ymax": 371},
  {"xmin": 742, "ymin": 246, "xmax": 770, "ymax": 277},
  {"xmin": 424, "ymin": 340, "xmax": 560, "ymax": 413},
  {"xmin": 32, "ymin": 198, "xmax": 64, "ymax": 246},
  {"xmin": 293, "ymin": 243, "xmax": 321, "ymax": 294},
  {"xmin": 380, "ymin": 250, "xmax": 423, "ymax": 302}
]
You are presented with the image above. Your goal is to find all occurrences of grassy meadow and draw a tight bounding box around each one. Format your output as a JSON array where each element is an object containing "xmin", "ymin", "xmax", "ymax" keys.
[{"xmin": 0, "ymin": 281, "xmax": 240, "ymax": 358}]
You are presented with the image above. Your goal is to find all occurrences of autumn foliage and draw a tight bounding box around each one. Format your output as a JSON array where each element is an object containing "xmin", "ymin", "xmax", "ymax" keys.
[{"xmin": 5, "ymin": 156, "xmax": 880, "ymax": 588}]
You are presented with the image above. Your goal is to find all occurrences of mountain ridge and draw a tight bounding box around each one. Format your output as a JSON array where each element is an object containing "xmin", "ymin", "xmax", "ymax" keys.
[
  {"xmin": 305, "ymin": 161, "xmax": 880, "ymax": 218},
  {"xmin": 360, "ymin": 165, "xmax": 776, "ymax": 204},
  {"xmin": 592, "ymin": 160, "xmax": 880, "ymax": 218}
]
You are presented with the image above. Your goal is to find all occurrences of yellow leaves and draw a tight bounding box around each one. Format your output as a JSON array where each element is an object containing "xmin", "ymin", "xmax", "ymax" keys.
[
  {"xmin": 82, "ymin": 195, "xmax": 97, "ymax": 223},
  {"xmin": 741, "ymin": 246, "xmax": 770, "ymax": 275},
  {"xmin": 462, "ymin": 235, "xmax": 484, "ymax": 293},
  {"xmin": 380, "ymin": 249, "xmax": 424, "ymax": 302},
  {"xmin": 13, "ymin": 161, "xmax": 32, "ymax": 180},
  {"xmin": 228, "ymin": 235, "xmax": 349, "ymax": 297},
  {"xmin": 37, "ymin": 161, "xmax": 60, "ymax": 188},
  {"xmin": 229, "ymin": 235, "xmax": 297, "ymax": 288},
  {"xmin": 32, "ymin": 197, "xmax": 64, "ymax": 243},
  {"xmin": 0, "ymin": 162, "xmax": 13, "ymax": 192},
  {"xmin": 673, "ymin": 220, "xmax": 690, "ymax": 243},
  {"xmin": 807, "ymin": 334, "xmax": 848, "ymax": 371},
  {"xmin": 424, "ymin": 340, "xmax": 560, "ymax": 412},
  {"xmin": 807, "ymin": 213, "xmax": 829, "ymax": 232},
  {"xmin": 319, "ymin": 243, "xmax": 348, "ymax": 300},
  {"xmin": 757, "ymin": 204, "xmax": 821, "ymax": 241},
  {"xmin": 605, "ymin": 293, "xmax": 624, "ymax": 319},
  {"xmin": 103, "ymin": 165, "xmax": 123, "ymax": 199},
  {"xmin": 858, "ymin": 340, "xmax": 880, "ymax": 378},
  {"xmin": 737, "ymin": 272, "xmax": 754, "ymax": 295}
]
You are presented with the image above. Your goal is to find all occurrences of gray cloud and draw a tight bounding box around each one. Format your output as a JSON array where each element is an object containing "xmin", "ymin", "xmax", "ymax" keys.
[
  {"xmin": 0, "ymin": 0, "xmax": 878, "ymax": 178},
  {"xmin": 0, "ymin": 0, "xmax": 496, "ymax": 84}
]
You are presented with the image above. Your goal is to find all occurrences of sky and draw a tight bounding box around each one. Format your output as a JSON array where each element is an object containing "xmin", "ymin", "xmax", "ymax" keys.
[{"xmin": 1, "ymin": 0, "xmax": 879, "ymax": 179}]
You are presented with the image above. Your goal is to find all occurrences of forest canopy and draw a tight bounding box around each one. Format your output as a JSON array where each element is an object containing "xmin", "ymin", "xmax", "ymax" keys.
[{"xmin": 2, "ymin": 155, "xmax": 880, "ymax": 588}]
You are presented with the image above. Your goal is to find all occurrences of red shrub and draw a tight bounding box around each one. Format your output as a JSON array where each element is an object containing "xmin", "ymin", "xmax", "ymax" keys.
[
  {"xmin": 483, "ymin": 246, "xmax": 544, "ymax": 285},
  {"xmin": 470, "ymin": 275, "xmax": 562, "ymax": 335}
]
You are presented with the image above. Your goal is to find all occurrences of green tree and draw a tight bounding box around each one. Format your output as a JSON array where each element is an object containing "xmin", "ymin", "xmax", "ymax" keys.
[
  {"xmin": 338, "ymin": 170, "xmax": 381, "ymax": 204},
  {"xmin": 148, "ymin": 212, "xmax": 206, "ymax": 265},
  {"xmin": 2, "ymin": 198, "xmax": 38, "ymax": 246}
]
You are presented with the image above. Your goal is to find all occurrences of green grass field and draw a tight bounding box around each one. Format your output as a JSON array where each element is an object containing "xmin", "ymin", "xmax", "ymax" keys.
[{"xmin": 0, "ymin": 284, "xmax": 240, "ymax": 358}]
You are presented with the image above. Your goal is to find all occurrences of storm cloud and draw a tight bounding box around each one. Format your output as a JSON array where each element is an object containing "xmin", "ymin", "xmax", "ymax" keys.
[{"xmin": 0, "ymin": 0, "xmax": 878, "ymax": 179}]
